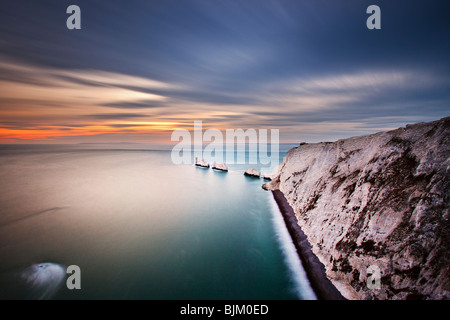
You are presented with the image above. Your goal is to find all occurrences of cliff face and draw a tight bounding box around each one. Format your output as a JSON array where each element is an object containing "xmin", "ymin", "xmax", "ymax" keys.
[{"xmin": 267, "ymin": 117, "xmax": 450, "ymax": 300}]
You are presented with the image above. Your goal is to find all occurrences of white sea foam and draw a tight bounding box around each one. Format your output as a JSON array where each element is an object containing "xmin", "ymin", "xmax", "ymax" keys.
[
  {"xmin": 268, "ymin": 196, "xmax": 317, "ymax": 300},
  {"xmin": 21, "ymin": 263, "xmax": 66, "ymax": 299}
]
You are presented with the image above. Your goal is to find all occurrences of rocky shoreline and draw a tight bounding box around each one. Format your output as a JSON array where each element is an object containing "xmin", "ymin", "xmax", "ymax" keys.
[{"xmin": 271, "ymin": 189, "xmax": 345, "ymax": 300}]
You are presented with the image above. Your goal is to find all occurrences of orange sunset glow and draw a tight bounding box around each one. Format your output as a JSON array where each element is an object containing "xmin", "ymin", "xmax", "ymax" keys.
[{"xmin": 0, "ymin": 60, "xmax": 255, "ymax": 144}]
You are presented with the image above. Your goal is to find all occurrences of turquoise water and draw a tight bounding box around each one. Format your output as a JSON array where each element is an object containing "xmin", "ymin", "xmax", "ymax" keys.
[{"xmin": 0, "ymin": 145, "xmax": 314, "ymax": 299}]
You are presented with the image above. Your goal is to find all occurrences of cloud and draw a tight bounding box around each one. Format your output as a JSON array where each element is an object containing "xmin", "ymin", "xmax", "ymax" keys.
[
  {"xmin": 0, "ymin": 59, "xmax": 172, "ymax": 109},
  {"xmin": 55, "ymin": 70, "xmax": 174, "ymax": 90},
  {"xmin": 101, "ymin": 101, "xmax": 167, "ymax": 109},
  {"xmin": 0, "ymin": 57, "xmax": 448, "ymax": 144},
  {"xmin": 284, "ymin": 70, "xmax": 445, "ymax": 95},
  {"xmin": 84, "ymin": 113, "xmax": 150, "ymax": 120}
]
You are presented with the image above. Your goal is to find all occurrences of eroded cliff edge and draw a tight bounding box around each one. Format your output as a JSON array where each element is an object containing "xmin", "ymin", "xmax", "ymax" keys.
[{"xmin": 265, "ymin": 117, "xmax": 450, "ymax": 300}]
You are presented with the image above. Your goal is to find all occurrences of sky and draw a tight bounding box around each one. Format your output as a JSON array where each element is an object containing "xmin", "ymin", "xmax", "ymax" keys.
[{"xmin": 0, "ymin": 0, "xmax": 449, "ymax": 145}]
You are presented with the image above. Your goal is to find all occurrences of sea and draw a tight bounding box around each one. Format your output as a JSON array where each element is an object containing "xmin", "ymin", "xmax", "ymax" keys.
[{"xmin": 0, "ymin": 144, "xmax": 315, "ymax": 300}]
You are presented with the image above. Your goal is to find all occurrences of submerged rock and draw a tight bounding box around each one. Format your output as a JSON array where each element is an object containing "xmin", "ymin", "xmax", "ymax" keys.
[{"xmin": 267, "ymin": 117, "xmax": 450, "ymax": 300}]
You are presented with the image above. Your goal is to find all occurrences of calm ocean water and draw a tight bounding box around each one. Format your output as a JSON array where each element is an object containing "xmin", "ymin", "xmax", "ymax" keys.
[{"xmin": 0, "ymin": 145, "xmax": 315, "ymax": 299}]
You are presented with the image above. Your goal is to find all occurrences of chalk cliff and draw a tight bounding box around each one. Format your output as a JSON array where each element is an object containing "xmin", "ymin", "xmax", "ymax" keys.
[{"xmin": 266, "ymin": 117, "xmax": 450, "ymax": 299}]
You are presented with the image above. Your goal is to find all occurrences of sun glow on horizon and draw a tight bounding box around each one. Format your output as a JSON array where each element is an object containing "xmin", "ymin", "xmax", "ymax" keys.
[{"xmin": 0, "ymin": 120, "xmax": 190, "ymax": 143}]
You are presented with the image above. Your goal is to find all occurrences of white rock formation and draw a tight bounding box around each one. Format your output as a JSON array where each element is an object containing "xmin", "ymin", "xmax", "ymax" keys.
[
  {"xmin": 244, "ymin": 168, "xmax": 261, "ymax": 178},
  {"xmin": 195, "ymin": 157, "xmax": 210, "ymax": 168},
  {"xmin": 266, "ymin": 117, "xmax": 450, "ymax": 300},
  {"xmin": 212, "ymin": 162, "xmax": 228, "ymax": 172}
]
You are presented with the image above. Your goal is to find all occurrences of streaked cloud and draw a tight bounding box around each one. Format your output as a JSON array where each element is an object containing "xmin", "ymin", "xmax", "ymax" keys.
[
  {"xmin": 0, "ymin": 60, "xmax": 170, "ymax": 107},
  {"xmin": 0, "ymin": 1, "xmax": 449, "ymax": 144},
  {"xmin": 0, "ymin": 59, "xmax": 182, "ymax": 142},
  {"xmin": 84, "ymin": 113, "xmax": 151, "ymax": 120}
]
